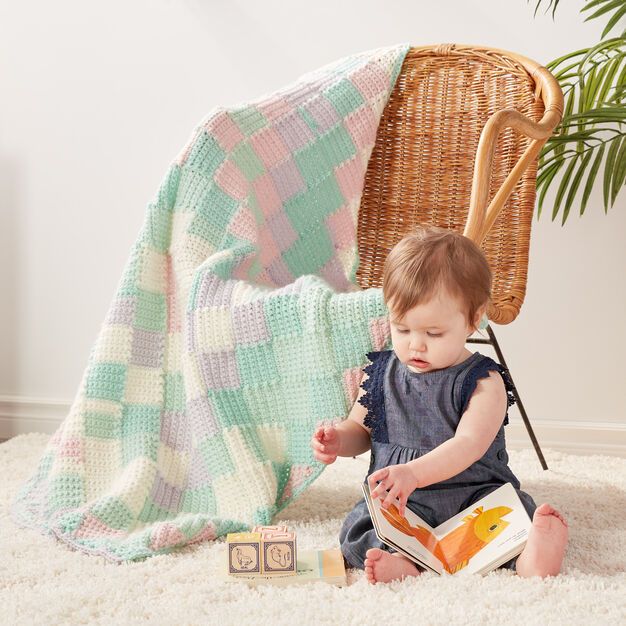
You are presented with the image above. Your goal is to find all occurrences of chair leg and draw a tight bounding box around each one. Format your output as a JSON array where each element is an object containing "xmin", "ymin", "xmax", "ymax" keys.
[{"xmin": 482, "ymin": 325, "xmax": 548, "ymax": 470}]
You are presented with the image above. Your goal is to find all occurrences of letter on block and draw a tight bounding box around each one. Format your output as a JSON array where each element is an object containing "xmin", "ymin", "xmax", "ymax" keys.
[
  {"xmin": 260, "ymin": 531, "xmax": 297, "ymax": 576},
  {"xmin": 227, "ymin": 532, "xmax": 261, "ymax": 576}
]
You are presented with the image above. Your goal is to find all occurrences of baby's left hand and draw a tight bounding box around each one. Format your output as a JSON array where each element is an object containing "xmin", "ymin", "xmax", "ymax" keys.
[{"xmin": 368, "ymin": 464, "xmax": 418, "ymax": 517}]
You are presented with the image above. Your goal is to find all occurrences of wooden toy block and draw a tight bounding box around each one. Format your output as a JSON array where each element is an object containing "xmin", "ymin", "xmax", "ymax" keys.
[
  {"xmin": 253, "ymin": 525, "xmax": 288, "ymax": 532},
  {"xmin": 260, "ymin": 530, "xmax": 297, "ymax": 575},
  {"xmin": 227, "ymin": 532, "xmax": 262, "ymax": 576}
]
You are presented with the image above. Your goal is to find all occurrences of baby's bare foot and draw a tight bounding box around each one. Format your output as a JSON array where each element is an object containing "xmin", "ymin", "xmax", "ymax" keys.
[
  {"xmin": 364, "ymin": 548, "xmax": 421, "ymax": 584},
  {"xmin": 516, "ymin": 503, "xmax": 568, "ymax": 578}
]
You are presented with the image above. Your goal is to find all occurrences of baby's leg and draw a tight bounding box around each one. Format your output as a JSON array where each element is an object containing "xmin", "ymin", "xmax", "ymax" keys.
[
  {"xmin": 515, "ymin": 503, "xmax": 569, "ymax": 578},
  {"xmin": 364, "ymin": 548, "xmax": 422, "ymax": 584}
]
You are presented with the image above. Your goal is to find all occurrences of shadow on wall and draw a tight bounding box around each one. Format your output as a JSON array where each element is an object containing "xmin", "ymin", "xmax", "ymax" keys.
[{"xmin": 0, "ymin": 154, "xmax": 20, "ymax": 417}]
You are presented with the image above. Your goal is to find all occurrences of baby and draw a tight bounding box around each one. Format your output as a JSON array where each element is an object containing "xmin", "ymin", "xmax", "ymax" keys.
[{"xmin": 311, "ymin": 226, "xmax": 568, "ymax": 583}]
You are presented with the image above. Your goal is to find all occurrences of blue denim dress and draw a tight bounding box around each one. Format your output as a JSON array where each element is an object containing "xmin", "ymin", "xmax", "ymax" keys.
[{"xmin": 339, "ymin": 349, "xmax": 537, "ymax": 572}]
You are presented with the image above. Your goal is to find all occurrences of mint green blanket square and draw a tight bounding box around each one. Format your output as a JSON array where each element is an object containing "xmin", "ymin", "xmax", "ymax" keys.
[
  {"xmin": 229, "ymin": 108, "xmax": 268, "ymax": 137},
  {"xmin": 230, "ymin": 142, "xmax": 265, "ymax": 181},
  {"xmin": 84, "ymin": 411, "xmax": 120, "ymax": 439},
  {"xmin": 330, "ymin": 323, "xmax": 377, "ymax": 369},
  {"xmin": 138, "ymin": 499, "xmax": 173, "ymax": 525},
  {"xmin": 284, "ymin": 176, "xmax": 344, "ymax": 234},
  {"xmin": 121, "ymin": 405, "xmax": 161, "ymax": 436},
  {"xmin": 241, "ymin": 383, "xmax": 289, "ymax": 424},
  {"xmin": 235, "ymin": 343, "xmax": 280, "ymax": 387},
  {"xmin": 208, "ymin": 389, "xmax": 253, "ymax": 428},
  {"xmin": 184, "ymin": 132, "xmax": 226, "ymax": 179},
  {"xmin": 164, "ymin": 373, "xmax": 185, "ymax": 412},
  {"xmin": 198, "ymin": 433, "xmax": 236, "ymax": 478},
  {"xmin": 281, "ymin": 229, "xmax": 334, "ymax": 276},
  {"xmin": 135, "ymin": 290, "xmax": 166, "ymax": 332},
  {"xmin": 197, "ymin": 183, "xmax": 241, "ymax": 241},
  {"xmin": 121, "ymin": 433, "xmax": 159, "ymax": 464},
  {"xmin": 294, "ymin": 126, "xmax": 356, "ymax": 185},
  {"xmin": 308, "ymin": 376, "xmax": 347, "ymax": 421},
  {"xmin": 86, "ymin": 363, "xmax": 127, "ymax": 402},
  {"xmin": 92, "ymin": 496, "xmax": 134, "ymax": 530},
  {"xmin": 181, "ymin": 486, "xmax": 216, "ymax": 514},
  {"xmin": 49, "ymin": 474, "xmax": 84, "ymax": 511},
  {"xmin": 264, "ymin": 296, "xmax": 303, "ymax": 336},
  {"xmin": 324, "ymin": 78, "xmax": 365, "ymax": 117}
]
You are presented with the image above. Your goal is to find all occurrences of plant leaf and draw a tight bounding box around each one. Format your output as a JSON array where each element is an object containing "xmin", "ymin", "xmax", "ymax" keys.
[
  {"xmin": 580, "ymin": 143, "xmax": 607, "ymax": 215},
  {"xmin": 610, "ymin": 134, "xmax": 626, "ymax": 205},
  {"xmin": 603, "ymin": 135, "xmax": 621, "ymax": 210},
  {"xmin": 596, "ymin": 55, "xmax": 624, "ymax": 105},
  {"xmin": 537, "ymin": 159, "xmax": 565, "ymax": 218},
  {"xmin": 582, "ymin": 0, "xmax": 615, "ymax": 13},
  {"xmin": 546, "ymin": 48, "xmax": 589, "ymax": 71},
  {"xmin": 552, "ymin": 155, "xmax": 579, "ymax": 221},
  {"xmin": 547, "ymin": 130, "xmax": 603, "ymax": 142},
  {"xmin": 602, "ymin": 5, "xmax": 626, "ymax": 38},
  {"xmin": 537, "ymin": 158, "xmax": 565, "ymax": 189},
  {"xmin": 582, "ymin": 65, "xmax": 600, "ymax": 113},
  {"xmin": 562, "ymin": 149, "xmax": 593, "ymax": 224},
  {"xmin": 567, "ymin": 107, "xmax": 626, "ymax": 121},
  {"xmin": 539, "ymin": 148, "xmax": 580, "ymax": 170},
  {"xmin": 584, "ymin": 0, "xmax": 625, "ymax": 22}
]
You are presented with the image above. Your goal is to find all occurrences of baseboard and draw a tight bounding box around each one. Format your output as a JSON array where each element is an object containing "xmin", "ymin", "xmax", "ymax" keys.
[
  {"xmin": 0, "ymin": 396, "xmax": 71, "ymax": 439},
  {"xmin": 1, "ymin": 396, "xmax": 625, "ymax": 457},
  {"xmin": 505, "ymin": 418, "xmax": 626, "ymax": 458}
]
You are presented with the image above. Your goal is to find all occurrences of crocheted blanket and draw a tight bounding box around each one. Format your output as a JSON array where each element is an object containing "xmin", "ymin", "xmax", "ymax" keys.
[{"xmin": 12, "ymin": 44, "xmax": 409, "ymax": 561}]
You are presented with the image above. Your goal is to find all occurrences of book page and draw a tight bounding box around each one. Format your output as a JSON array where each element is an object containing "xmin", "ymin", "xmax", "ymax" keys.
[
  {"xmin": 431, "ymin": 482, "xmax": 532, "ymax": 575},
  {"xmin": 362, "ymin": 482, "xmax": 445, "ymax": 574}
]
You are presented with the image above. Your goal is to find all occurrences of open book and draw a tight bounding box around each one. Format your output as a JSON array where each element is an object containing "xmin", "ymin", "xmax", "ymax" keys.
[{"xmin": 362, "ymin": 481, "xmax": 532, "ymax": 576}]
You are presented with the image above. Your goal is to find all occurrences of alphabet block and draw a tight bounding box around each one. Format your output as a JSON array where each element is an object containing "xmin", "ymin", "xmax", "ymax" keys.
[
  {"xmin": 260, "ymin": 530, "xmax": 296, "ymax": 575},
  {"xmin": 251, "ymin": 525, "xmax": 288, "ymax": 534},
  {"xmin": 227, "ymin": 532, "xmax": 261, "ymax": 576}
]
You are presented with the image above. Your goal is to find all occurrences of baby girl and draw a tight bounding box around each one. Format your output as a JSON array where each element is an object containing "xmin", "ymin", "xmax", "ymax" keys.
[{"xmin": 311, "ymin": 226, "xmax": 568, "ymax": 583}]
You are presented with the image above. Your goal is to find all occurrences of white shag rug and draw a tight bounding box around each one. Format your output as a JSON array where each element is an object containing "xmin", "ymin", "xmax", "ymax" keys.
[{"xmin": 1, "ymin": 433, "xmax": 625, "ymax": 626}]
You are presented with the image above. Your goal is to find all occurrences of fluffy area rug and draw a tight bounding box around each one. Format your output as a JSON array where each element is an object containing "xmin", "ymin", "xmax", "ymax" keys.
[{"xmin": 1, "ymin": 433, "xmax": 625, "ymax": 626}]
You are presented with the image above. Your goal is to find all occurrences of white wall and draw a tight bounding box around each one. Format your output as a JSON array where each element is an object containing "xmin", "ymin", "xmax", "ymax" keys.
[{"xmin": 1, "ymin": 1, "xmax": 625, "ymax": 450}]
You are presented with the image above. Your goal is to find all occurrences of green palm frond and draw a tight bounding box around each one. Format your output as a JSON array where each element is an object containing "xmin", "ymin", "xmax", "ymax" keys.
[
  {"xmin": 531, "ymin": 1, "xmax": 626, "ymax": 223},
  {"xmin": 530, "ymin": 0, "xmax": 561, "ymax": 18}
]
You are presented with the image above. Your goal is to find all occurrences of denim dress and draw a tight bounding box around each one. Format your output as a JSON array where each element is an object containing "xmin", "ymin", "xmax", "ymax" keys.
[{"xmin": 339, "ymin": 349, "xmax": 537, "ymax": 572}]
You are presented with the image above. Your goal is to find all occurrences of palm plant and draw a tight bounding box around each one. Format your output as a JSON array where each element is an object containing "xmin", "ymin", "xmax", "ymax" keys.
[{"xmin": 531, "ymin": 0, "xmax": 625, "ymax": 223}]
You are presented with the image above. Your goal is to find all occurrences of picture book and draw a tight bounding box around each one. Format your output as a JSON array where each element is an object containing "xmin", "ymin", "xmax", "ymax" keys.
[
  {"xmin": 223, "ymin": 548, "xmax": 347, "ymax": 586},
  {"xmin": 362, "ymin": 481, "xmax": 532, "ymax": 576}
]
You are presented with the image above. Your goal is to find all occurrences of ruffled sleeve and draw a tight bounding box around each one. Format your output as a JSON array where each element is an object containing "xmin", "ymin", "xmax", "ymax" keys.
[
  {"xmin": 459, "ymin": 357, "xmax": 516, "ymax": 426},
  {"xmin": 357, "ymin": 350, "xmax": 393, "ymax": 443}
]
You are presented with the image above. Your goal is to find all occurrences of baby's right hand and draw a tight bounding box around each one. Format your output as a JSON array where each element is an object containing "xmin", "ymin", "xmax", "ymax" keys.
[{"xmin": 311, "ymin": 423, "xmax": 341, "ymax": 464}]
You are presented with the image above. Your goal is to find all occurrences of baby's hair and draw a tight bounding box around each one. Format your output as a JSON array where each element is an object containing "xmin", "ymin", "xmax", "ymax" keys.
[{"xmin": 382, "ymin": 225, "xmax": 492, "ymax": 329}]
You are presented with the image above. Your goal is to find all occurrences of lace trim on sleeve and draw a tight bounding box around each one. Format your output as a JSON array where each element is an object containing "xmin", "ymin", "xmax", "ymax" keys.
[
  {"xmin": 358, "ymin": 350, "xmax": 391, "ymax": 443},
  {"xmin": 459, "ymin": 357, "xmax": 516, "ymax": 426}
]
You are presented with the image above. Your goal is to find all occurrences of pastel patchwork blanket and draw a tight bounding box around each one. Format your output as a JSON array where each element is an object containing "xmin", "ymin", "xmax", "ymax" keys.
[{"xmin": 13, "ymin": 43, "xmax": 410, "ymax": 561}]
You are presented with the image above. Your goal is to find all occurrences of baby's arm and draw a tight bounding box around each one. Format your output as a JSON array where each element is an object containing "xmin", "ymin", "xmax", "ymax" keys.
[
  {"xmin": 310, "ymin": 371, "xmax": 372, "ymax": 463},
  {"xmin": 405, "ymin": 369, "xmax": 508, "ymax": 488}
]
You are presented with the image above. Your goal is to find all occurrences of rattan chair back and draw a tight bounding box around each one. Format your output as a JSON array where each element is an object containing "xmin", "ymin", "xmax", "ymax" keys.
[{"xmin": 356, "ymin": 44, "xmax": 563, "ymax": 324}]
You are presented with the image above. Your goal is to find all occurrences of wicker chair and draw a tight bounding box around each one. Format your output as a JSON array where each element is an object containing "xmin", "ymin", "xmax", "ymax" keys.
[{"xmin": 356, "ymin": 44, "xmax": 564, "ymax": 470}]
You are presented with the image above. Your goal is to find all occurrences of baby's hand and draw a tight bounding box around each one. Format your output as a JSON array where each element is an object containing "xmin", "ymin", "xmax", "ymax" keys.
[
  {"xmin": 368, "ymin": 464, "xmax": 418, "ymax": 517},
  {"xmin": 311, "ymin": 423, "xmax": 340, "ymax": 465}
]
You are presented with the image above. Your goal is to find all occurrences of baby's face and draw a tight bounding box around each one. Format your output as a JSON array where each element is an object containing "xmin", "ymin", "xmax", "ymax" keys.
[{"xmin": 388, "ymin": 291, "xmax": 476, "ymax": 373}]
